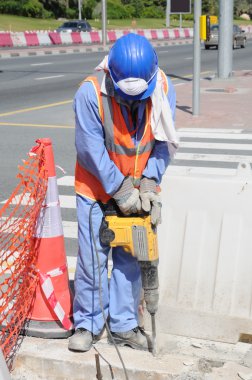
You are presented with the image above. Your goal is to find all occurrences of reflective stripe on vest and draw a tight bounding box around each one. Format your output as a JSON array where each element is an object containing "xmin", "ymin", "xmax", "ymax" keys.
[{"xmin": 75, "ymin": 70, "xmax": 168, "ymax": 202}]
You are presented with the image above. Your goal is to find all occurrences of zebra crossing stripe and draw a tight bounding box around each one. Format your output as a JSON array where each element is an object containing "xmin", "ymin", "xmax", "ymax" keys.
[
  {"xmin": 174, "ymin": 153, "xmax": 252, "ymax": 163},
  {"xmin": 66, "ymin": 255, "xmax": 113, "ymax": 280},
  {"xmin": 166, "ymin": 166, "xmax": 237, "ymax": 176},
  {"xmin": 179, "ymin": 141, "xmax": 252, "ymax": 150},
  {"xmin": 177, "ymin": 131, "xmax": 252, "ymax": 140},
  {"xmin": 66, "ymin": 256, "xmax": 77, "ymax": 281},
  {"xmin": 177, "ymin": 128, "xmax": 245, "ymax": 134},
  {"xmin": 0, "ymin": 194, "xmax": 76, "ymax": 208},
  {"xmin": 62, "ymin": 220, "xmax": 77, "ymax": 239},
  {"xmin": 57, "ymin": 176, "xmax": 74, "ymax": 186}
]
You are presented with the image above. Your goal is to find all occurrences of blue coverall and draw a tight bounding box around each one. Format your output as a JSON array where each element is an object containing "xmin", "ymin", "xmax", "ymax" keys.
[{"xmin": 73, "ymin": 75, "xmax": 176, "ymax": 335}]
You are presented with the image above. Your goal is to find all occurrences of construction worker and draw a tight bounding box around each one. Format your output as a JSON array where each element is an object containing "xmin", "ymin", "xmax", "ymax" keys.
[{"xmin": 68, "ymin": 33, "xmax": 178, "ymax": 352}]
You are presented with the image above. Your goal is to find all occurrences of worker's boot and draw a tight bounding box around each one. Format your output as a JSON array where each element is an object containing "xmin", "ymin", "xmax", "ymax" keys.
[
  {"xmin": 68, "ymin": 328, "xmax": 100, "ymax": 352},
  {"xmin": 108, "ymin": 327, "xmax": 152, "ymax": 351}
]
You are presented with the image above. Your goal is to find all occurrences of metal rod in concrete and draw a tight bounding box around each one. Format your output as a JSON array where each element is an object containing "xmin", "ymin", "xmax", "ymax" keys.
[
  {"xmin": 218, "ymin": 0, "xmax": 234, "ymax": 78},
  {"xmin": 102, "ymin": 0, "xmax": 107, "ymax": 48},
  {"xmin": 151, "ymin": 314, "xmax": 157, "ymax": 356},
  {"xmin": 95, "ymin": 354, "xmax": 103, "ymax": 380},
  {"xmin": 166, "ymin": 0, "xmax": 171, "ymax": 27},
  {"xmin": 192, "ymin": 0, "xmax": 202, "ymax": 116}
]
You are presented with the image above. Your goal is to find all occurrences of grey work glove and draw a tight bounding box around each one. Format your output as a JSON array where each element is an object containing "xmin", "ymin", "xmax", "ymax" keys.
[
  {"xmin": 113, "ymin": 177, "xmax": 141, "ymax": 215},
  {"xmin": 140, "ymin": 177, "xmax": 162, "ymax": 226}
]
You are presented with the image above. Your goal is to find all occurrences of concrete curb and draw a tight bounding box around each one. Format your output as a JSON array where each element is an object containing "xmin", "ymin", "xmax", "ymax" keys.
[
  {"xmin": 10, "ymin": 333, "xmax": 252, "ymax": 380},
  {"xmin": 0, "ymin": 39, "xmax": 193, "ymax": 59}
]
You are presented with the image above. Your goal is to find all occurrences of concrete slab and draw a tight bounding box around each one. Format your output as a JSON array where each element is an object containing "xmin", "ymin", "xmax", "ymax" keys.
[{"xmin": 10, "ymin": 332, "xmax": 252, "ymax": 380}]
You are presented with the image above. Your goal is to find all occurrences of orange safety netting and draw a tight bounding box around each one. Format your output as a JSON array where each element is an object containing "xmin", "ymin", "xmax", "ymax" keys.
[{"xmin": 0, "ymin": 144, "xmax": 48, "ymax": 368}]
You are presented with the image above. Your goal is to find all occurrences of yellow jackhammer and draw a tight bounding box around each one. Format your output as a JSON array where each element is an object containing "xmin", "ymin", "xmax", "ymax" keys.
[{"xmin": 99, "ymin": 201, "xmax": 159, "ymax": 355}]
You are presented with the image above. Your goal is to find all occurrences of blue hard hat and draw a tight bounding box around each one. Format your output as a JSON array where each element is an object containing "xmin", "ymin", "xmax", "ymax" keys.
[{"xmin": 108, "ymin": 33, "xmax": 158, "ymax": 100}]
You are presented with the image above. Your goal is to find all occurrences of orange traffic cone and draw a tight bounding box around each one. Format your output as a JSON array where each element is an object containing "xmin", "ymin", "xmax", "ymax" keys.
[{"xmin": 25, "ymin": 138, "xmax": 73, "ymax": 338}]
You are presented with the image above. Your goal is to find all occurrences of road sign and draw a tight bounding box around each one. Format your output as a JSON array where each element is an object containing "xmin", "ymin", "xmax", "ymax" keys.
[
  {"xmin": 171, "ymin": 0, "xmax": 191, "ymax": 14},
  {"xmin": 210, "ymin": 15, "xmax": 218, "ymax": 24},
  {"xmin": 200, "ymin": 15, "xmax": 211, "ymax": 40}
]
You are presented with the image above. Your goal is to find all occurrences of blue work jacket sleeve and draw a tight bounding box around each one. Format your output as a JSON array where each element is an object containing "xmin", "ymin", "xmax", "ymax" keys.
[
  {"xmin": 74, "ymin": 81, "xmax": 124, "ymax": 196},
  {"xmin": 142, "ymin": 76, "xmax": 176, "ymax": 184}
]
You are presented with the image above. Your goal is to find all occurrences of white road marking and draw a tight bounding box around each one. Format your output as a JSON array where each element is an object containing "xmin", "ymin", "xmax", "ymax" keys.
[
  {"xmin": 177, "ymin": 131, "xmax": 251, "ymax": 140},
  {"xmin": 185, "ymin": 57, "xmax": 193, "ymax": 60},
  {"xmin": 0, "ymin": 216, "xmax": 77, "ymax": 239},
  {"xmin": 35, "ymin": 75, "xmax": 65, "ymax": 81},
  {"xmin": 59, "ymin": 195, "xmax": 76, "ymax": 209},
  {"xmin": 66, "ymin": 256, "xmax": 77, "ymax": 280},
  {"xmin": 31, "ymin": 62, "xmax": 53, "ymax": 66},
  {"xmin": 166, "ymin": 166, "xmax": 237, "ymax": 176},
  {"xmin": 1, "ymin": 194, "xmax": 76, "ymax": 208},
  {"xmin": 0, "ymin": 193, "xmax": 34, "ymax": 205},
  {"xmin": 57, "ymin": 176, "xmax": 75, "ymax": 187},
  {"xmin": 62, "ymin": 220, "xmax": 77, "ymax": 239},
  {"xmin": 179, "ymin": 142, "xmax": 252, "ymax": 150},
  {"xmin": 174, "ymin": 152, "xmax": 252, "ymax": 163},
  {"xmin": 66, "ymin": 255, "xmax": 113, "ymax": 280},
  {"xmin": 178, "ymin": 128, "xmax": 244, "ymax": 134}
]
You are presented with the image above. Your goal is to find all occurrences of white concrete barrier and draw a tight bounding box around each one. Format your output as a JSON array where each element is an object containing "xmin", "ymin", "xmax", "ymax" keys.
[
  {"xmin": 36, "ymin": 32, "xmax": 52, "ymax": 46},
  {"xmin": 10, "ymin": 32, "xmax": 27, "ymax": 47},
  {"xmin": 156, "ymin": 30, "xmax": 165, "ymax": 40},
  {"xmin": 188, "ymin": 28, "xmax": 194, "ymax": 38},
  {"xmin": 0, "ymin": 348, "xmax": 11, "ymax": 380},
  {"xmin": 154, "ymin": 162, "xmax": 252, "ymax": 343},
  {"xmin": 168, "ymin": 29, "xmax": 176, "ymax": 39},
  {"xmin": 59, "ymin": 31, "xmax": 73, "ymax": 44},
  {"xmin": 80, "ymin": 31, "xmax": 92, "ymax": 44},
  {"xmin": 142, "ymin": 29, "xmax": 152, "ymax": 40}
]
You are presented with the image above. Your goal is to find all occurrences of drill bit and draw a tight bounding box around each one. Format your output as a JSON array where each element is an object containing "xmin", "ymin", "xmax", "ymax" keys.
[{"xmin": 151, "ymin": 313, "xmax": 157, "ymax": 356}]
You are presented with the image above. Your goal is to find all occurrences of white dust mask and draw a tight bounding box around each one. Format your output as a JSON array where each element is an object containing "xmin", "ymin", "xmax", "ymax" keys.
[{"xmin": 116, "ymin": 77, "xmax": 148, "ymax": 96}]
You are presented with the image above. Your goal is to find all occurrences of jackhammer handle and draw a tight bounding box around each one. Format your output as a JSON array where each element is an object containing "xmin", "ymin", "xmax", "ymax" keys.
[{"xmin": 101, "ymin": 199, "xmax": 149, "ymax": 218}]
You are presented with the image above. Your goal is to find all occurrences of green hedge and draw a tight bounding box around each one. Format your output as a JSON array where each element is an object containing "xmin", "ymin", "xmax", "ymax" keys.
[
  {"xmin": 107, "ymin": 0, "xmax": 131, "ymax": 19},
  {"xmin": 0, "ymin": 0, "xmax": 22, "ymax": 15},
  {"xmin": 0, "ymin": 0, "xmax": 52, "ymax": 19},
  {"xmin": 142, "ymin": 6, "xmax": 164, "ymax": 18}
]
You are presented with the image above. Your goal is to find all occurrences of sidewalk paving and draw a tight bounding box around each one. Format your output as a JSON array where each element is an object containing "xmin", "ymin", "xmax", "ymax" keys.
[
  {"xmin": 175, "ymin": 70, "xmax": 252, "ymax": 131},
  {"xmin": 10, "ymin": 70, "xmax": 252, "ymax": 380}
]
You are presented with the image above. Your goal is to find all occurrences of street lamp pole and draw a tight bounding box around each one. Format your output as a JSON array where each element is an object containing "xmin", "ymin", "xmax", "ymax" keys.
[
  {"xmin": 218, "ymin": 0, "xmax": 234, "ymax": 78},
  {"xmin": 192, "ymin": 0, "xmax": 202, "ymax": 116},
  {"xmin": 78, "ymin": 0, "xmax": 82, "ymax": 20},
  {"xmin": 166, "ymin": 0, "xmax": 171, "ymax": 28},
  {"xmin": 102, "ymin": 0, "xmax": 107, "ymax": 48}
]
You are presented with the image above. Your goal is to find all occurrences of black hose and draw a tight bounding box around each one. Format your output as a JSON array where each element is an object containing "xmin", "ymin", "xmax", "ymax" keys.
[{"xmin": 89, "ymin": 201, "xmax": 130, "ymax": 380}]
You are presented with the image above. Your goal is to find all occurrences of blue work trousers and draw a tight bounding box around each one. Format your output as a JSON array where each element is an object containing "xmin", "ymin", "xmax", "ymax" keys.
[{"xmin": 73, "ymin": 194, "xmax": 142, "ymax": 335}]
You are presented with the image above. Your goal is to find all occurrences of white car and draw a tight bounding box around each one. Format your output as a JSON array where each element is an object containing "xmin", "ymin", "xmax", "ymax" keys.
[{"xmin": 204, "ymin": 24, "xmax": 246, "ymax": 49}]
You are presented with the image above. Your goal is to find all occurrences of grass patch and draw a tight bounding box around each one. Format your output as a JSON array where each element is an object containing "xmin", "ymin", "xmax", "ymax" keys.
[
  {"xmin": 92, "ymin": 18, "xmax": 194, "ymax": 30},
  {"xmin": 0, "ymin": 15, "xmax": 62, "ymax": 32},
  {"xmin": 0, "ymin": 15, "xmax": 193, "ymax": 32},
  {"xmin": 0, "ymin": 14, "xmax": 251, "ymax": 33}
]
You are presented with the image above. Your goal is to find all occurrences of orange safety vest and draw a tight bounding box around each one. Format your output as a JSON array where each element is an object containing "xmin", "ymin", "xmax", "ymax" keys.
[{"xmin": 75, "ymin": 71, "xmax": 168, "ymax": 203}]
